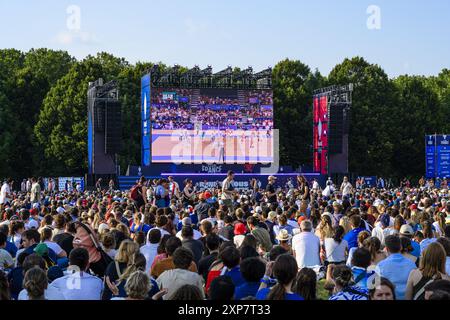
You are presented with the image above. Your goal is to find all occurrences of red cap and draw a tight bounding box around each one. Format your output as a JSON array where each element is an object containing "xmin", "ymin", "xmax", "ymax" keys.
[
  {"xmin": 297, "ymin": 216, "xmax": 307, "ymax": 225},
  {"xmin": 234, "ymin": 223, "xmax": 246, "ymax": 235},
  {"xmin": 203, "ymin": 191, "xmax": 212, "ymax": 199}
]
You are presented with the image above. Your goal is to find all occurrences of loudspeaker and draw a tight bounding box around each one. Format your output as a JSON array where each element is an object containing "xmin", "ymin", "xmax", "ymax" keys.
[
  {"xmin": 328, "ymin": 104, "xmax": 344, "ymax": 154},
  {"xmin": 94, "ymin": 99, "xmax": 105, "ymax": 132},
  {"xmin": 104, "ymin": 99, "xmax": 122, "ymax": 154}
]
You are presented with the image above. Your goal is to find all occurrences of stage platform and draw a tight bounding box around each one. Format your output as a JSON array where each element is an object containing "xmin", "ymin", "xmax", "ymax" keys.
[{"xmin": 118, "ymin": 172, "xmax": 323, "ymax": 191}]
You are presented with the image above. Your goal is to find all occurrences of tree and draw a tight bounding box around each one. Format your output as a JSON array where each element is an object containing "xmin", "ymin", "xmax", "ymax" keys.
[
  {"xmin": 0, "ymin": 49, "xmax": 25, "ymax": 178},
  {"xmin": 391, "ymin": 75, "xmax": 444, "ymax": 178},
  {"xmin": 273, "ymin": 59, "xmax": 324, "ymax": 168},
  {"xmin": 34, "ymin": 53, "xmax": 128, "ymax": 175},
  {"xmin": 328, "ymin": 57, "xmax": 397, "ymax": 177},
  {"xmin": 13, "ymin": 49, "xmax": 74, "ymax": 176}
]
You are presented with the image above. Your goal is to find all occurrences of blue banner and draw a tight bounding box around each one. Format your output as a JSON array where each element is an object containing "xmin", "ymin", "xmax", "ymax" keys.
[
  {"xmin": 141, "ymin": 74, "xmax": 151, "ymax": 166},
  {"xmin": 360, "ymin": 176, "xmax": 377, "ymax": 187},
  {"xmin": 425, "ymin": 135, "xmax": 450, "ymax": 178}
]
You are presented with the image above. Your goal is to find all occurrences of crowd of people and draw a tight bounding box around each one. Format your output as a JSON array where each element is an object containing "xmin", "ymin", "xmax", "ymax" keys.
[{"xmin": 1, "ymin": 172, "xmax": 450, "ymax": 301}]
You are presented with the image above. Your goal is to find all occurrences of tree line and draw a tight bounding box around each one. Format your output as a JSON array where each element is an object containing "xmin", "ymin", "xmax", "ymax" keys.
[{"xmin": 0, "ymin": 49, "xmax": 449, "ymax": 180}]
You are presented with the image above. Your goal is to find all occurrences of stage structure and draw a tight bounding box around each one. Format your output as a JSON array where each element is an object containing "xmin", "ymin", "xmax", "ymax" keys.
[
  {"xmin": 119, "ymin": 64, "xmax": 320, "ymax": 189},
  {"xmin": 87, "ymin": 78, "xmax": 122, "ymax": 178},
  {"xmin": 313, "ymin": 84, "xmax": 353, "ymax": 175}
]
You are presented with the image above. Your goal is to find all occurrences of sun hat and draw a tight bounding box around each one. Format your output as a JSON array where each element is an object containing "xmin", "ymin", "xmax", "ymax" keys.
[
  {"xmin": 268, "ymin": 211, "xmax": 278, "ymax": 220},
  {"xmin": 276, "ymin": 229, "xmax": 292, "ymax": 242},
  {"xmin": 399, "ymin": 224, "xmax": 414, "ymax": 237}
]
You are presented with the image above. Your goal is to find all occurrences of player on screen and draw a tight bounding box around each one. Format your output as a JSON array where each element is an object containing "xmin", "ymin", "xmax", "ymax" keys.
[{"xmin": 218, "ymin": 138, "xmax": 225, "ymax": 163}]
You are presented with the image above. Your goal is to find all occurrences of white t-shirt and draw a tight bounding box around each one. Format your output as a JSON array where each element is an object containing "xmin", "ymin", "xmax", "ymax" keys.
[
  {"xmin": 221, "ymin": 178, "xmax": 233, "ymax": 200},
  {"xmin": 140, "ymin": 243, "xmax": 159, "ymax": 274},
  {"xmin": 341, "ymin": 182, "xmax": 352, "ymax": 196},
  {"xmin": 432, "ymin": 221, "xmax": 443, "ymax": 237},
  {"xmin": 324, "ymin": 238, "xmax": 348, "ymax": 263},
  {"xmin": 43, "ymin": 241, "xmax": 64, "ymax": 256},
  {"xmin": 0, "ymin": 248, "xmax": 14, "ymax": 270},
  {"xmin": 322, "ymin": 185, "xmax": 334, "ymax": 197},
  {"xmin": 234, "ymin": 234, "xmax": 245, "ymax": 248},
  {"xmin": 13, "ymin": 234, "xmax": 22, "ymax": 249},
  {"xmin": 312, "ymin": 181, "xmax": 320, "ymax": 191},
  {"xmin": 0, "ymin": 183, "xmax": 11, "ymax": 204},
  {"xmin": 48, "ymin": 272, "xmax": 103, "ymax": 300},
  {"xmin": 149, "ymin": 227, "xmax": 170, "ymax": 239},
  {"xmin": 156, "ymin": 268, "xmax": 204, "ymax": 300},
  {"xmin": 292, "ymin": 231, "xmax": 321, "ymax": 268},
  {"xmin": 176, "ymin": 229, "xmax": 202, "ymax": 241},
  {"xmin": 371, "ymin": 225, "xmax": 395, "ymax": 245},
  {"xmin": 18, "ymin": 286, "xmax": 66, "ymax": 300}
]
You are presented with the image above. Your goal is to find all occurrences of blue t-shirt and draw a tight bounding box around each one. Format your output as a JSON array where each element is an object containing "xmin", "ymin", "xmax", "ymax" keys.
[
  {"xmin": 189, "ymin": 213, "xmax": 198, "ymax": 226},
  {"xmin": 343, "ymin": 228, "xmax": 365, "ymax": 249},
  {"xmin": 5, "ymin": 241, "xmax": 17, "ymax": 258},
  {"xmin": 256, "ymin": 288, "xmax": 304, "ymax": 300},
  {"xmin": 411, "ymin": 240, "xmax": 421, "ymax": 258},
  {"xmin": 234, "ymin": 281, "xmax": 261, "ymax": 300},
  {"xmin": 7, "ymin": 267, "xmax": 23, "ymax": 300},
  {"xmin": 225, "ymin": 266, "xmax": 245, "ymax": 288},
  {"xmin": 130, "ymin": 223, "xmax": 151, "ymax": 235}
]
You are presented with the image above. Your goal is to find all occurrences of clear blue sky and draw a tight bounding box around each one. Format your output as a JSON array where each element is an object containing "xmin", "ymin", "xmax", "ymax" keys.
[{"xmin": 0, "ymin": 0, "xmax": 449, "ymax": 77}]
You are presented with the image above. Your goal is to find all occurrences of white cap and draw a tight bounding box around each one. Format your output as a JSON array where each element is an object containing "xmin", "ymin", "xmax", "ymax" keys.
[
  {"xmin": 98, "ymin": 223, "xmax": 110, "ymax": 234},
  {"xmin": 56, "ymin": 207, "xmax": 66, "ymax": 214}
]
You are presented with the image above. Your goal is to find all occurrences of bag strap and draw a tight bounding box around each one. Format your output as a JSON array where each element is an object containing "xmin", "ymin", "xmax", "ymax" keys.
[
  {"xmin": 115, "ymin": 260, "xmax": 122, "ymax": 278},
  {"xmin": 413, "ymin": 277, "xmax": 435, "ymax": 300},
  {"xmin": 353, "ymin": 271, "xmax": 367, "ymax": 285}
]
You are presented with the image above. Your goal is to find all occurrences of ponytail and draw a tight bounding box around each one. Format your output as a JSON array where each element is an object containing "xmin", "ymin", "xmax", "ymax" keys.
[{"xmin": 266, "ymin": 283, "xmax": 287, "ymax": 300}]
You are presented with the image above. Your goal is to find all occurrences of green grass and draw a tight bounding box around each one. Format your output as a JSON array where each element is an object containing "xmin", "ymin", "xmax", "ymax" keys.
[{"xmin": 317, "ymin": 279, "xmax": 331, "ymax": 300}]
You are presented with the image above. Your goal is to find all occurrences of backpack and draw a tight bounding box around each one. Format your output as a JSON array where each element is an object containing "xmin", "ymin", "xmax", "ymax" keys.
[{"xmin": 129, "ymin": 184, "xmax": 142, "ymax": 201}]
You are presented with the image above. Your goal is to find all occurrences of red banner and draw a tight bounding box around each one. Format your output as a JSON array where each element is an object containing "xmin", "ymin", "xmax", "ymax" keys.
[{"xmin": 313, "ymin": 95, "xmax": 328, "ymax": 174}]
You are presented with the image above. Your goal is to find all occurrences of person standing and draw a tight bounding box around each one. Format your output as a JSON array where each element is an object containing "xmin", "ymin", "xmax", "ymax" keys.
[
  {"xmin": 340, "ymin": 176, "xmax": 353, "ymax": 198},
  {"xmin": 109, "ymin": 179, "xmax": 115, "ymax": 192},
  {"xmin": 26, "ymin": 178, "xmax": 32, "ymax": 193},
  {"xmin": 30, "ymin": 177, "xmax": 41, "ymax": 205},
  {"xmin": 168, "ymin": 176, "xmax": 180, "ymax": 200},
  {"xmin": 297, "ymin": 176, "xmax": 310, "ymax": 215},
  {"xmin": 265, "ymin": 176, "xmax": 277, "ymax": 205},
  {"xmin": 95, "ymin": 178, "xmax": 102, "ymax": 192},
  {"xmin": 0, "ymin": 178, "xmax": 12, "ymax": 211},
  {"xmin": 221, "ymin": 171, "xmax": 235, "ymax": 212},
  {"xmin": 20, "ymin": 179, "xmax": 27, "ymax": 193}
]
